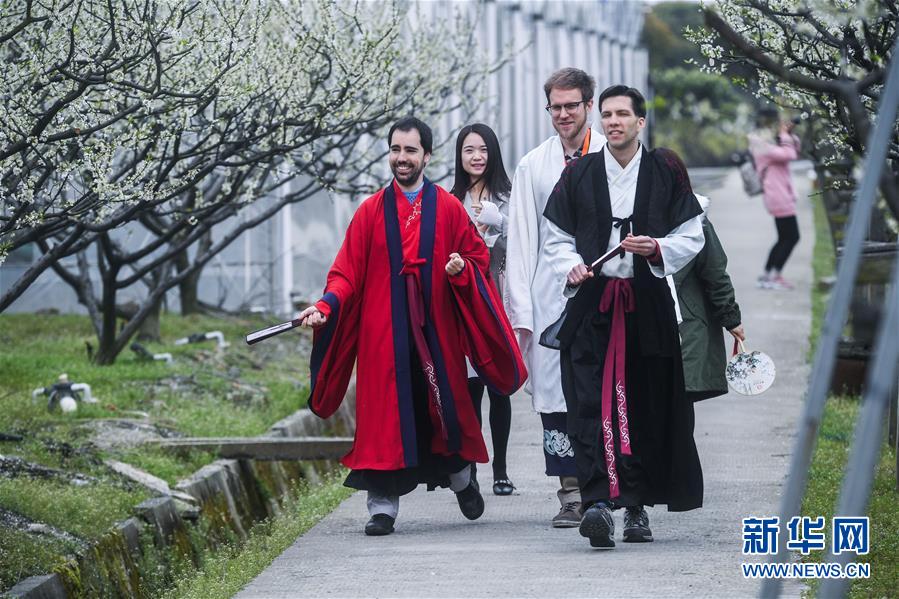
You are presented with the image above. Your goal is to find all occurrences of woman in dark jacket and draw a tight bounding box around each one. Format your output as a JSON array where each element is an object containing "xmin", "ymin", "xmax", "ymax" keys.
[{"xmin": 674, "ymin": 196, "xmax": 746, "ymax": 401}]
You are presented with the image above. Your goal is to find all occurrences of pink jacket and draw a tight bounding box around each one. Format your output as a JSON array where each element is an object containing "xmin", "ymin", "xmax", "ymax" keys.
[{"xmin": 750, "ymin": 132, "xmax": 800, "ymax": 217}]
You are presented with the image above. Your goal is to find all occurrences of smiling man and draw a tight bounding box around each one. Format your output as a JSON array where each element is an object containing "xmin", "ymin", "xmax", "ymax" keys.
[
  {"xmin": 505, "ymin": 68, "xmax": 608, "ymax": 529},
  {"xmin": 541, "ymin": 85, "xmax": 706, "ymax": 549},
  {"xmin": 297, "ymin": 116, "xmax": 526, "ymax": 536}
]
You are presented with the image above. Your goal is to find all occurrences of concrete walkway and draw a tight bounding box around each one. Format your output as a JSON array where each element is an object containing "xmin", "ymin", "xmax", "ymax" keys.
[{"xmin": 237, "ymin": 166, "xmax": 813, "ymax": 598}]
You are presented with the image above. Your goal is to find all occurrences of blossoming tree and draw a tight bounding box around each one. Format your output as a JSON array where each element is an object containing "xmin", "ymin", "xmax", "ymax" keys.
[
  {"xmin": 692, "ymin": 0, "xmax": 898, "ymax": 220},
  {"xmin": 1, "ymin": 0, "xmax": 494, "ymax": 363}
]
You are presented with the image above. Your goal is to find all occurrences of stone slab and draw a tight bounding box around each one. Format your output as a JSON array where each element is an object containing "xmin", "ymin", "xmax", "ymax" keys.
[
  {"xmin": 4, "ymin": 574, "xmax": 67, "ymax": 599},
  {"xmin": 157, "ymin": 437, "xmax": 353, "ymax": 461}
]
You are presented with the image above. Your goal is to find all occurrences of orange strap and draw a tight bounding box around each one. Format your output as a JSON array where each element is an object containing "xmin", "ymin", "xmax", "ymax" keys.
[
  {"xmin": 564, "ymin": 129, "xmax": 592, "ymax": 165},
  {"xmin": 581, "ymin": 128, "xmax": 592, "ymax": 156}
]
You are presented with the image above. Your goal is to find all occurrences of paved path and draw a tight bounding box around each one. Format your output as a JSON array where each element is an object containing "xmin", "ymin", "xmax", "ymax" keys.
[{"xmin": 238, "ymin": 166, "xmax": 814, "ymax": 598}]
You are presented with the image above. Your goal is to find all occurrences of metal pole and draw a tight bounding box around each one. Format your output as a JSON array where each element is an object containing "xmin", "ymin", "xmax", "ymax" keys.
[
  {"xmin": 818, "ymin": 253, "xmax": 899, "ymax": 597},
  {"xmin": 759, "ymin": 35, "xmax": 899, "ymax": 598}
]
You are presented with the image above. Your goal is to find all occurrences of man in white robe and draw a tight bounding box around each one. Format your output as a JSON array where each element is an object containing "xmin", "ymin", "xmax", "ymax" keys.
[
  {"xmin": 542, "ymin": 85, "xmax": 705, "ymax": 550},
  {"xmin": 504, "ymin": 67, "xmax": 607, "ymax": 528}
]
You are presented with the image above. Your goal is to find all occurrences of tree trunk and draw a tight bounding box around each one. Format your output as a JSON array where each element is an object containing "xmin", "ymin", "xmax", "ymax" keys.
[
  {"xmin": 94, "ymin": 267, "xmax": 121, "ymax": 365},
  {"xmin": 177, "ymin": 231, "xmax": 212, "ymax": 315},
  {"xmin": 138, "ymin": 300, "xmax": 162, "ymax": 343},
  {"xmin": 179, "ymin": 265, "xmax": 202, "ymax": 315},
  {"xmin": 117, "ymin": 301, "xmax": 162, "ymax": 343},
  {"xmin": 139, "ymin": 264, "xmax": 169, "ymax": 341}
]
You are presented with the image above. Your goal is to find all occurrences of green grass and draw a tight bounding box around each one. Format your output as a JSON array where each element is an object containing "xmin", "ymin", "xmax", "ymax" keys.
[
  {"xmin": 0, "ymin": 528, "xmax": 77, "ymax": 592},
  {"xmin": 801, "ymin": 197, "xmax": 899, "ymax": 597},
  {"xmin": 0, "ymin": 312, "xmax": 313, "ymax": 592},
  {"xmin": 161, "ymin": 473, "xmax": 353, "ymax": 599},
  {"xmin": 0, "ymin": 475, "xmax": 150, "ymax": 590},
  {"xmin": 0, "ymin": 312, "xmax": 311, "ymax": 483},
  {"xmin": 0, "ymin": 477, "xmax": 146, "ymax": 540},
  {"xmin": 801, "ymin": 398, "xmax": 899, "ymax": 598}
]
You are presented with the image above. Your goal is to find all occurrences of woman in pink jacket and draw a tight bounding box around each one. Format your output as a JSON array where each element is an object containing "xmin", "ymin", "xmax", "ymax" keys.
[{"xmin": 749, "ymin": 109, "xmax": 801, "ymax": 290}]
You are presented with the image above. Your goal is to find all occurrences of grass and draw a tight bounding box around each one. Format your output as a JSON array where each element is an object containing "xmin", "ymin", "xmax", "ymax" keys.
[
  {"xmin": 161, "ymin": 472, "xmax": 353, "ymax": 599},
  {"xmin": 0, "ymin": 528, "xmax": 77, "ymax": 592},
  {"xmin": 800, "ymin": 197, "xmax": 899, "ymax": 597},
  {"xmin": 801, "ymin": 398, "xmax": 899, "ymax": 598},
  {"xmin": 0, "ymin": 477, "xmax": 145, "ymax": 540},
  {"xmin": 0, "ymin": 311, "xmax": 313, "ymax": 592}
]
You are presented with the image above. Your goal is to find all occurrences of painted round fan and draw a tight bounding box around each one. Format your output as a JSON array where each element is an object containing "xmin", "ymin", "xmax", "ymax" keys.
[{"xmin": 726, "ymin": 340, "xmax": 776, "ymax": 396}]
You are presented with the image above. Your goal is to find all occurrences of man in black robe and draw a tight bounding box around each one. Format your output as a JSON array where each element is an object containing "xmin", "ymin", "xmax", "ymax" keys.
[{"xmin": 540, "ymin": 85, "xmax": 705, "ymax": 549}]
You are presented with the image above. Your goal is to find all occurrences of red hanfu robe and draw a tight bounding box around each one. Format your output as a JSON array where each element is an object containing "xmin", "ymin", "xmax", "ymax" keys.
[{"xmin": 308, "ymin": 179, "xmax": 527, "ymax": 472}]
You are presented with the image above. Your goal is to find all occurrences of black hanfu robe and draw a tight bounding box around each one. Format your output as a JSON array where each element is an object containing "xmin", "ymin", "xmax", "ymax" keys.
[{"xmin": 542, "ymin": 147, "xmax": 705, "ymax": 512}]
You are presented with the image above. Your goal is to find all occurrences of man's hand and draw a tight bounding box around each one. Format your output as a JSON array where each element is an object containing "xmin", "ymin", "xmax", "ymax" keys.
[
  {"xmin": 729, "ymin": 324, "xmax": 746, "ymax": 342},
  {"xmin": 621, "ymin": 234, "xmax": 658, "ymax": 257},
  {"xmin": 567, "ymin": 263, "xmax": 593, "ymax": 287},
  {"xmin": 445, "ymin": 252, "xmax": 465, "ymax": 276},
  {"xmin": 297, "ymin": 305, "xmax": 328, "ymax": 328}
]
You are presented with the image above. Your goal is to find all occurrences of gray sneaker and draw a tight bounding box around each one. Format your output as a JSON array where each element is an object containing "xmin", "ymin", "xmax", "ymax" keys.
[{"xmin": 551, "ymin": 501, "xmax": 582, "ymax": 528}]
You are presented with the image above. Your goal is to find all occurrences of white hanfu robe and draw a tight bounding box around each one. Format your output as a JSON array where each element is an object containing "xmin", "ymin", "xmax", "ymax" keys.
[{"xmin": 504, "ymin": 128, "xmax": 606, "ymax": 413}]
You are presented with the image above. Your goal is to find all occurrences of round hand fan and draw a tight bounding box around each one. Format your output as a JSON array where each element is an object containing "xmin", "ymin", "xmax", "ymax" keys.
[{"xmin": 726, "ymin": 339, "xmax": 775, "ymax": 396}]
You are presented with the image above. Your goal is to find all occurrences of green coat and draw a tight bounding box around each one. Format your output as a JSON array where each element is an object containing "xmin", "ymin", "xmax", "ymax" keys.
[{"xmin": 674, "ymin": 216, "xmax": 742, "ymax": 401}]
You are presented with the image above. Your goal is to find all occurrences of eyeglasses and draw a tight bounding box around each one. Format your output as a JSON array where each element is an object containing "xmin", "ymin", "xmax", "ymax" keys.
[{"xmin": 545, "ymin": 100, "xmax": 585, "ymax": 116}]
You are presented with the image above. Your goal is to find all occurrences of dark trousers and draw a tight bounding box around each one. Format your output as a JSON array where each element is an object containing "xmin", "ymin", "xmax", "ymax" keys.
[
  {"xmin": 560, "ymin": 309, "xmax": 703, "ymax": 512},
  {"xmin": 765, "ymin": 215, "xmax": 799, "ymax": 272},
  {"xmin": 467, "ymin": 377, "xmax": 511, "ymax": 479}
]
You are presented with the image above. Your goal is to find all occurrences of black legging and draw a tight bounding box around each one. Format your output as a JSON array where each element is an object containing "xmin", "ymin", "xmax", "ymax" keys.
[
  {"xmin": 765, "ymin": 215, "xmax": 800, "ymax": 272},
  {"xmin": 467, "ymin": 377, "xmax": 511, "ymax": 480}
]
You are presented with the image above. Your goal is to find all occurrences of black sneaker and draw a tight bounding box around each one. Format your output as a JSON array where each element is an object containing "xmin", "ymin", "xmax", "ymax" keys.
[
  {"xmin": 579, "ymin": 504, "xmax": 615, "ymax": 549},
  {"xmin": 455, "ymin": 479, "xmax": 485, "ymax": 520},
  {"xmin": 623, "ymin": 506, "xmax": 653, "ymax": 543},
  {"xmin": 364, "ymin": 513, "xmax": 395, "ymax": 536}
]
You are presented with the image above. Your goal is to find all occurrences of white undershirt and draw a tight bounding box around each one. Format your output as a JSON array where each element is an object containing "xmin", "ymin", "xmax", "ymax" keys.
[{"xmin": 601, "ymin": 144, "xmax": 643, "ymax": 278}]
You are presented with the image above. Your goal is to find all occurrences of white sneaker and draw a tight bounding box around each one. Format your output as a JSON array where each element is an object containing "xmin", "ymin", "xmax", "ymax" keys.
[{"xmin": 767, "ymin": 276, "xmax": 794, "ymax": 291}]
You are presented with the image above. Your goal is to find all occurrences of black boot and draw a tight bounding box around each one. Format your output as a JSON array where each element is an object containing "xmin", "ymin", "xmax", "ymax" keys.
[
  {"xmin": 364, "ymin": 513, "xmax": 395, "ymax": 536},
  {"xmin": 455, "ymin": 478, "xmax": 485, "ymax": 520}
]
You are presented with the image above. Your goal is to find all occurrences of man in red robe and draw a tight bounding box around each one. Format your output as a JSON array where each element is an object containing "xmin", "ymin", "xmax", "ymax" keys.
[{"xmin": 297, "ymin": 117, "xmax": 527, "ymax": 536}]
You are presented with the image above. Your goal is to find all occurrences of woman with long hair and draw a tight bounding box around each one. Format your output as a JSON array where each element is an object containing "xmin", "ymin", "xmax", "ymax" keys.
[{"xmin": 450, "ymin": 123, "xmax": 515, "ymax": 496}]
